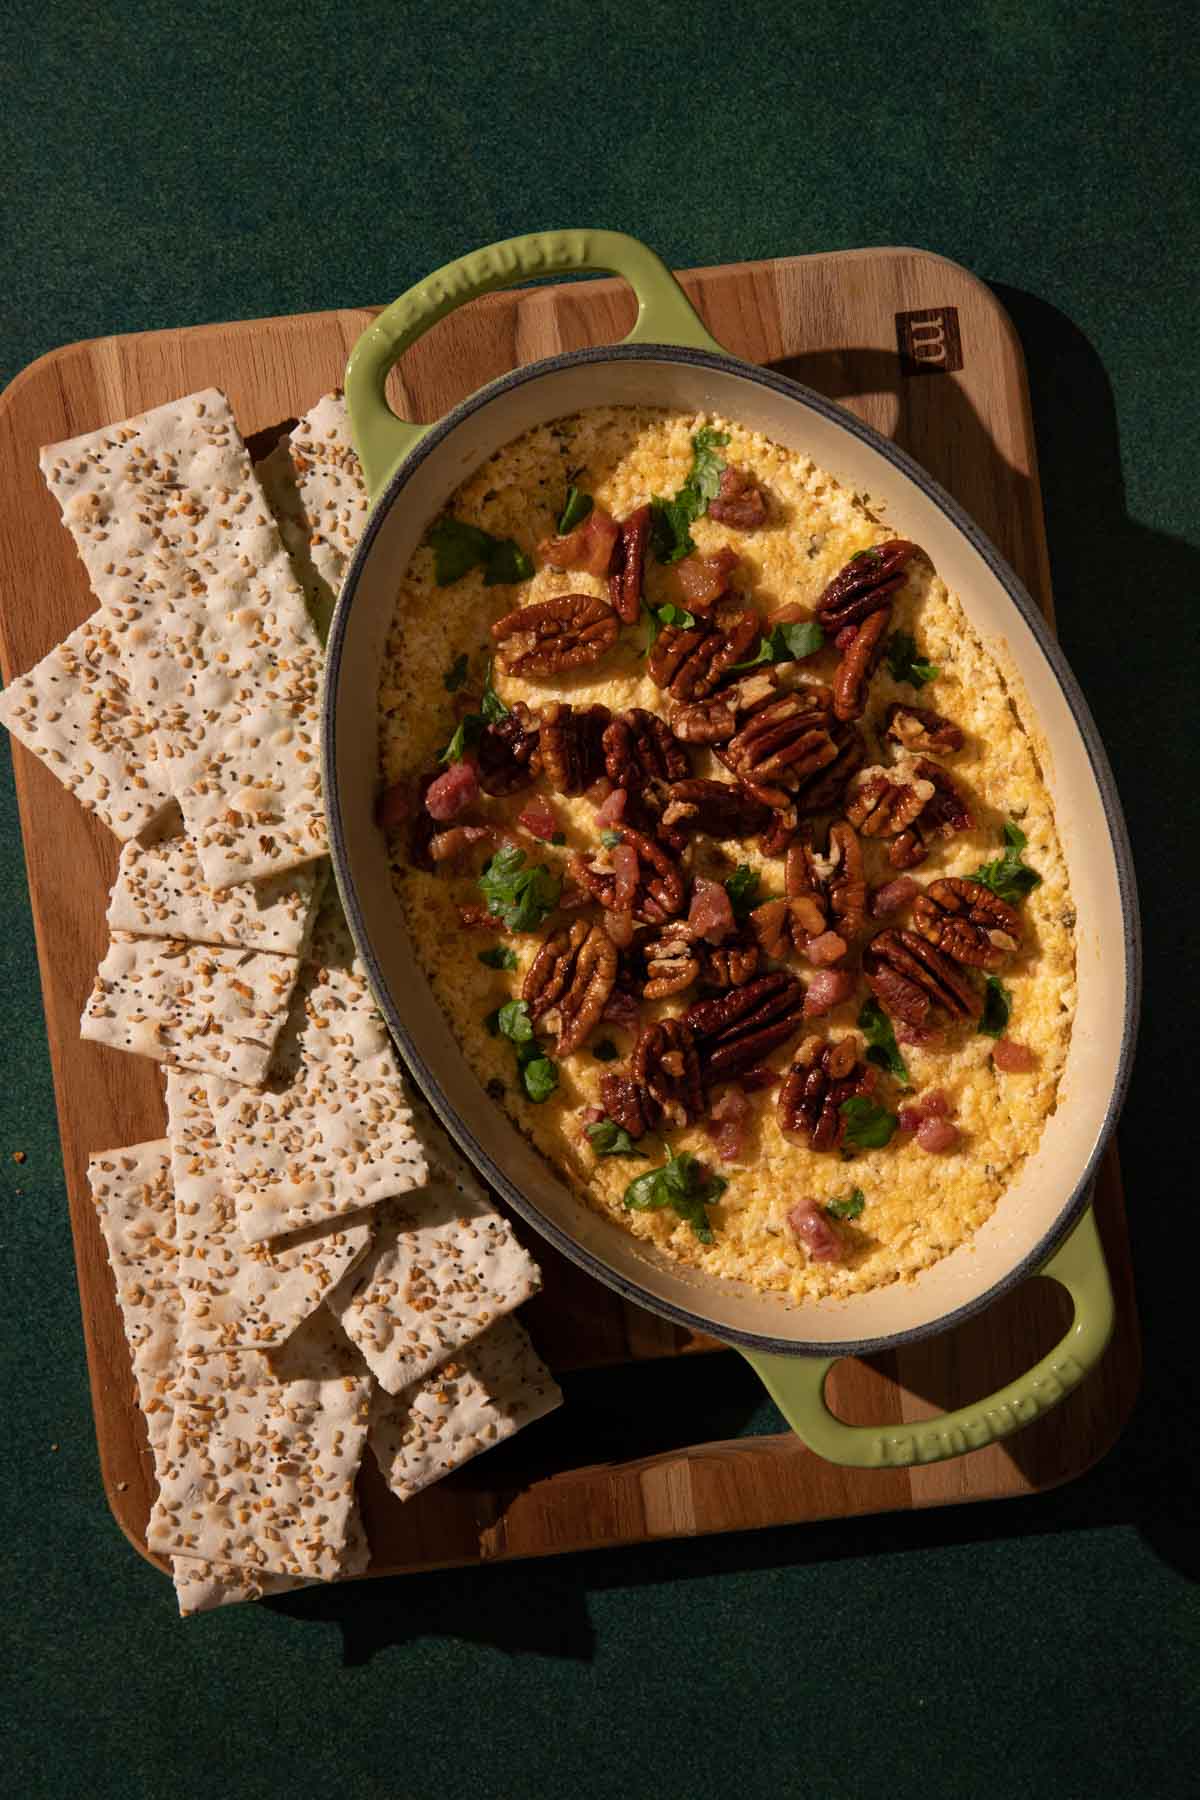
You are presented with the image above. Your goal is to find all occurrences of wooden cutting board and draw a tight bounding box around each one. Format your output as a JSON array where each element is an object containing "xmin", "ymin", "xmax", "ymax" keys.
[{"xmin": 0, "ymin": 248, "xmax": 1140, "ymax": 1578}]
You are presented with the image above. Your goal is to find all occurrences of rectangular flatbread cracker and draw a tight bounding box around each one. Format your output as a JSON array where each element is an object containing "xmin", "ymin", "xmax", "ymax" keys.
[
  {"xmin": 107, "ymin": 834, "xmax": 325, "ymax": 956},
  {"xmin": 40, "ymin": 389, "xmax": 328, "ymax": 889},
  {"xmin": 148, "ymin": 1309, "xmax": 371, "ymax": 1581},
  {"xmin": 166, "ymin": 1071, "xmax": 374, "ymax": 1351},
  {"xmin": 81, "ymin": 932, "xmax": 299, "ymax": 1087},
  {"xmin": 255, "ymin": 394, "xmax": 366, "ymax": 641},
  {"xmin": 206, "ymin": 899, "xmax": 427, "ymax": 1240},
  {"xmin": 0, "ymin": 608, "xmax": 173, "ymax": 839},
  {"xmin": 368, "ymin": 1315, "xmax": 561, "ymax": 1502},
  {"xmin": 171, "ymin": 1507, "xmax": 370, "ymax": 1617}
]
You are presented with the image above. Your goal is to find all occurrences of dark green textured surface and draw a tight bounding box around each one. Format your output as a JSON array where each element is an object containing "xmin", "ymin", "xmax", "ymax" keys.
[{"xmin": 2, "ymin": 1, "xmax": 1198, "ymax": 1795}]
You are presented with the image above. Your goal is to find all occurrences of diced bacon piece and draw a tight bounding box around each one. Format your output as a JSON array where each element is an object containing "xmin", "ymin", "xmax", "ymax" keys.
[
  {"xmin": 920, "ymin": 1088, "xmax": 952, "ymax": 1117},
  {"xmin": 585, "ymin": 776, "xmax": 614, "ymax": 807},
  {"xmin": 788, "ymin": 1201, "xmax": 844, "ymax": 1263},
  {"xmin": 600, "ymin": 989, "xmax": 641, "ymax": 1032},
  {"xmin": 603, "ymin": 908, "xmax": 635, "ymax": 948},
  {"xmin": 518, "ymin": 796, "xmax": 560, "ymax": 841},
  {"xmin": 803, "ymin": 968, "xmax": 857, "ymax": 1016},
  {"xmin": 896, "ymin": 1021, "xmax": 946, "ymax": 1048},
  {"xmin": 537, "ymin": 506, "xmax": 620, "ymax": 576},
  {"xmin": 425, "ymin": 759, "xmax": 480, "ymax": 821},
  {"xmin": 456, "ymin": 903, "xmax": 495, "ymax": 930},
  {"xmin": 376, "ymin": 779, "xmax": 414, "ymax": 831},
  {"xmin": 611, "ymin": 843, "xmax": 639, "ymax": 910},
  {"xmin": 805, "ymin": 930, "xmax": 847, "ymax": 967},
  {"xmin": 898, "ymin": 1106, "xmax": 923, "ymax": 1134},
  {"xmin": 708, "ymin": 466, "xmax": 768, "ymax": 530},
  {"xmin": 870, "ymin": 876, "xmax": 920, "ymax": 918},
  {"xmin": 738, "ymin": 1064, "xmax": 780, "ymax": 1093},
  {"xmin": 670, "ymin": 546, "xmax": 740, "ymax": 612},
  {"xmin": 688, "ymin": 876, "xmax": 735, "ymax": 944},
  {"xmin": 993, "ymin": 1038, "xmax": 1036, "ymax": 1073},
  {"xmin": 594, "ymin": 786, "xmax": 628, "ymax": 827},
  {"xmin": 916, "ymin": 1116, "xmax": 961, "ymax": 1153},
  {"xmin": 706, "ymin": 1087, "xmax": 751, "ymax": 1163},
  {"xmin": 581, "ymin": 1105, "xmax": 606, "ymax": 1124},
  {"xmin": 428, "ymin": 824, "xmax": 497, "ymax": 868}
]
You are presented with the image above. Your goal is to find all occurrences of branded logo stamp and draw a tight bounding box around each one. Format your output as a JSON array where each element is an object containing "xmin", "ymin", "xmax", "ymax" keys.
[{"xmin": 895, "ymin": 306, "xmax": 963, "ymax": 376}]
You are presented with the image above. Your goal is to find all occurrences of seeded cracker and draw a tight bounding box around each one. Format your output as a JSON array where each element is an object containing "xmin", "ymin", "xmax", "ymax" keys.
[
  {"xmin": 107, "ymin": 835, "xmax": 325, "ymax": 956},
  {"xmin": 81, "ymin": 932, "xmax": 299, "ymax": 1087},
  {"xmin": 255, "ymin": 394, "xmax": 366, "ymax": 642},
  {"xmin": 171, "ymin": 1509, "xmax": 370, "ymax": 1617},
  {"xmin": 0, "ymin": 608, "xmax": 173, "ymax": 839},
  {"xmin": 147, "ymin": 1307, "xmax": 371, "ymax": 1580},
  {"xmin": 166, "ymin": 1071, "xmax": 375, "ymax": 1351},
  {"xmin": 326, "ymin": 1153, "xmax": 541, "ymax": 1394},
  {"xmin": 368, "ymin": 1314, "xmax": 562, "ymax": 1502},
  {"xmin": 40, "ymin": 390, "xmax": 328, "ymax": 890},
  {"xmin": 205, "ymin": 898, "xmax": 427, "ymax": 1241}
]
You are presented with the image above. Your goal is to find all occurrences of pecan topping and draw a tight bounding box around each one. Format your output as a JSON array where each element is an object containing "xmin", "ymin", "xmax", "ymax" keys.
[
  {"xmin": 912, "ymin": 878, "xmax": 1021, "ymax": 969},
  {"xmin": 670, "ymin": 670, "xmax": 778, "ymax": 745},
  {"xmin": 699, "ymin": 925, "xmax": 760, "ymax": 990},
  {"xmin": 793, "ymin": 721, "xmax": 867, "ymax": 816},
  {"xmin": 661, "ymin": 777, "xmax": 771, "ymax": 842},
  {"xmin": 815, "ymin": 540, "xmax": 922, "ymax": 633},
  {"xmin": 684, "ymin": 971, "xmax": 806, "ymax": 1079},
  {"xmin": 884, "ymin": 703, "xmax": 964, "ymax": 756},
  {"xmin": 572, "ymin": 825, "xmax": 686, "ymax": 923},
  {"xmin": 786, "ymin": 821, "xmax": 867, "ymax": 945},
  {"xmin": 523, "ymin": 920, "xmax": 618, "ymax": 1055},
  {"xmin": 476, "ymin": 701, "xmax": 542, "ymax": 796},
  {"xmin": 540, "ymin": 701, "xmax": 611, "ymax": 795},
  {"xmin": 604, "ymin": 707, "xmax": 689, "ymax": 796},
  {"xmin": 601, "ymin": 1018, "xmax": 705, "ymax": 1133},
  {"xmin": 719, "ymin": 689, "xmax": 839, "ymax": 805},
  {"xmin": 708, "ymin": 465, "xmax": 768, "ymax": 529},
  {"xmin": 863, "ymin": 929, "xmax": 982, "ymax": 1027},
  {"xmin": 777, "ymin": 1036, "xmax": 877, "ymax": 1152},
  {"xmin": 886, "ymin": 759, "xmax": 974, "ymax": 870},
  {"xmin": 491, "ymin": 594, "xmax": 618, "ymax": 677},
  {"xmin": 831, "ymin": 607, "xmax": 890, "ymax": 723},
  {"xmin": 648, "ymin": 601, "xmax": 761, "ymax": 702},
  {"xmin": 608, "ymin": 504, "xmax": 651, "ymax": 625},
  {"xmin": 846, "ymin": 764, "xmax": 935, "ymax": 838},
  {"xmin": 638, "ymin": 921, "xmax": 700, "ymax": 999}
]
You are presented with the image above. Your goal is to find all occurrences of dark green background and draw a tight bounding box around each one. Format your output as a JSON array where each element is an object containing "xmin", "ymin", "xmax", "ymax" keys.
[{"xmin": 2, "ymin": 3, "xmax": 1196, "ymax": 1796}]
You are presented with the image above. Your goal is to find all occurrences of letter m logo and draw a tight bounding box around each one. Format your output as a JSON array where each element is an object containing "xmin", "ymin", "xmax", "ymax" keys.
[{"xmin": 895, "ymin": 306, "xmax": 963, "ymax": 376}]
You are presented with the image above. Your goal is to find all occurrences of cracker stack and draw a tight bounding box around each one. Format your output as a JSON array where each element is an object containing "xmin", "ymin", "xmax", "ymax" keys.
[{"xmin": 3, "ymin": 388, "xmax": 562, "ymax": 1617}]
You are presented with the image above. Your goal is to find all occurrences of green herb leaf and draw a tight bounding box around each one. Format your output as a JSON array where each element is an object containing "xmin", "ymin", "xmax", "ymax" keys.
[
  {"xmin": 825, "ymin": 1187, "xmax": 866, "ymax": 1221},
  {"xmin": 478, "ymin": 845, "xmax": 562, "ymax": 933},
  {"xmin": 495, "ymin": 999, "xmax": 534, "ymax": 1043},
  {"xmin": 857, "ymin": 997, "xmax": 911, "ymax": 1087},
  {"xmin": 688, "ymin": 427, "xmax": 730, "ymax": 506},
  {"xmin": 839, "ymin": 1096, "xmax": 899, "ymax": 1150},
  {"xmin": 518, "ymin": 1051, "xmax": 559, "ymax": 1103},
  {"xmin": 600, "ymin": 829, "xmax": 624, "ymax": 849},
  {"xmin": 482, "ymin": 539, "xmax": 534, "ymax": 587},
  {"xmin": 443, "ymin": 652, "xmax": 469, "ymax": 693},
  {"xmin": 623, "ymin": 1145, "xmax": 727, "ymax": 1243},
  {"xmin": 586, "ymin": 1119, "xmax": 646, "ymax": 1158},
  {"xmin": 557, "ymin": 485, "xmax": 593, "ymax": 534},
  {"xmin": 969, "ymin": 820, "xmax": 1043, "ymax": 904},
  {"xmin": 439, "ymin": 712, "xmax": 485, "ymax": 765},
  {"xmin": 480, "ymin": 662, "xmax": 510, "ymax": 723},
  {"xmin": 884, "ymin": 631, "xmax": 939, "ymax": 689},
  {"xmin": 591, "ymin": 1038, "xmax": 620, "ymax": 1062},
  {"xmin": 724, "ymin": 864, "xmax": 761, "ymax": 921},
  {"xmin": 732, "ymin": 618, "xmax": 826, "ymax": 671},
  {"xmin": 978, "ymin": 975, "xmax": 1012, "ymax": 1038},
  {"xmin": 655, "ymin": 602, "xmax": 697, "ymax": 629},
  {"xmin": 477, "ymin": 946, "xmax": 518, "ymax": 971},
  {"xmin": 427, "ymin": 515, "xmax": 532, "ymax": 588},
  {"xmin": 650, "ymin": 495, "xmax": 698, "ymax": 565}
]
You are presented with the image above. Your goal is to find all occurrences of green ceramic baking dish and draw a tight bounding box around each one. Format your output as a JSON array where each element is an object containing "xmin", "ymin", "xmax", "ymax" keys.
[{"xmin": 322, "ymin": 229, "xmax": 1139, "ymax": 1468}]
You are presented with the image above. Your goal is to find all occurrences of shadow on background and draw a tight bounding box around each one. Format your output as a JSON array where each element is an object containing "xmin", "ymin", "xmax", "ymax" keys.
[{"xmin": 273, "ymin": 287, "xmax": 1196, "ymax": 1669}]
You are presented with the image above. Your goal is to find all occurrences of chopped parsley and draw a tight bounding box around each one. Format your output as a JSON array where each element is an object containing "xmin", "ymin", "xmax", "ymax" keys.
[
  {"xmin": 732, "ymin": 619, "xmax": 826, "ymax": 670},
  {"xmin": 478, "ymin": 946, "xmax": 519, "ymax": 971},
  {"xmin": 591, "ymin": 1038, "xmax": 620, "ymax": 1062},
  {"xmin": 600, "ymin": 829, "xmax": 624, "ymax": 849},
  {"xmin": 428, "ymin": 516, "xmax": 534, "ymax": 588},
  {"xmin": 724, "ymin": 864, "xmax": 761, "ymax": 921},
  {"xmin": 839, "ymin": 1096, "xmax": 899, "ymax": 1151},
  {"xmin": 969, "ymin": 820, "xmax": 1043, "ymax": 903},
  {"xmin": 978, "ymin": 975, "xmax": 1013, "ymax": 1038},
  {"xmin": 478, "ymin": 845, "xmax": 562, "ymax": 933},
  {"xmin": 480, "ymin": 663, "xmax": 510, "ymax": 723},
  {"xmin": 655, "ymin": 602, "xmax": 697, "ymax": 629},
  {"xmin": 649, "ymin": 427, "xmax": 730, "ymax": 563},
  {"xmin": 439, "ymin": 661, "xmax": 509, "ymax": 763},
  {"xmin": 557, "ymin": 485, "xmax": 593, "ymax": 534},
  {"xmin": 857, "ymin": 997, "xmax": 910, "ymax": 1087},
  {"xmin": 489, "ymin": 997, "xmax": 558, "ymax": 1102},
  {"xmin": 586, "ymin": 1119, "xmax": 646, "ymax": 1158},
  {"xmin": 884, "ymin": 630, "xmax": 939, "ymax": 689},
  {"xmin": 623, "ymin": 1145, "xmax": 727, "ymax": 1243},
  {"xmin": 825, "ymin": 1187, "xmax": 866, "ymax": 1221},
  {"xmin": 442, "ymin": 652, "xmax": 469, "ymax": 692}
]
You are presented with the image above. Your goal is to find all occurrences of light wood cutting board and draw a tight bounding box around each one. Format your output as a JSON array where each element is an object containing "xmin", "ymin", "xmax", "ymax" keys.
[{"xmin": 0, "ymin": 247, "xmax": 1140, "ymax": 1577}]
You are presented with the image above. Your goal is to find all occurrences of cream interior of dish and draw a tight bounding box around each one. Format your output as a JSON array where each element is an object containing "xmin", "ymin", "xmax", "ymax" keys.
[{"xmin": 378, "ymin": 407, "xmax": 1076, "ymax": 1302}]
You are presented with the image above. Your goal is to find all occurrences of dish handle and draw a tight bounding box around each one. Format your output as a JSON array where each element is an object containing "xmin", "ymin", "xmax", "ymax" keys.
[
  {"xmin": 739, "ymin": 1203, "xmax": 1114, "ymax": 1467},
  {"xmin": 345, "ymin": 229, "xmax": 724, "ymax": 496}
]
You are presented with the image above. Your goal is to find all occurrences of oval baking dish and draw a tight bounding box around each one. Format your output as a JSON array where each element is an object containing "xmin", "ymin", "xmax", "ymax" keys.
[{"xmin": 324, "ymin": 230, "xmax": 1139, "ymax": 1467}]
